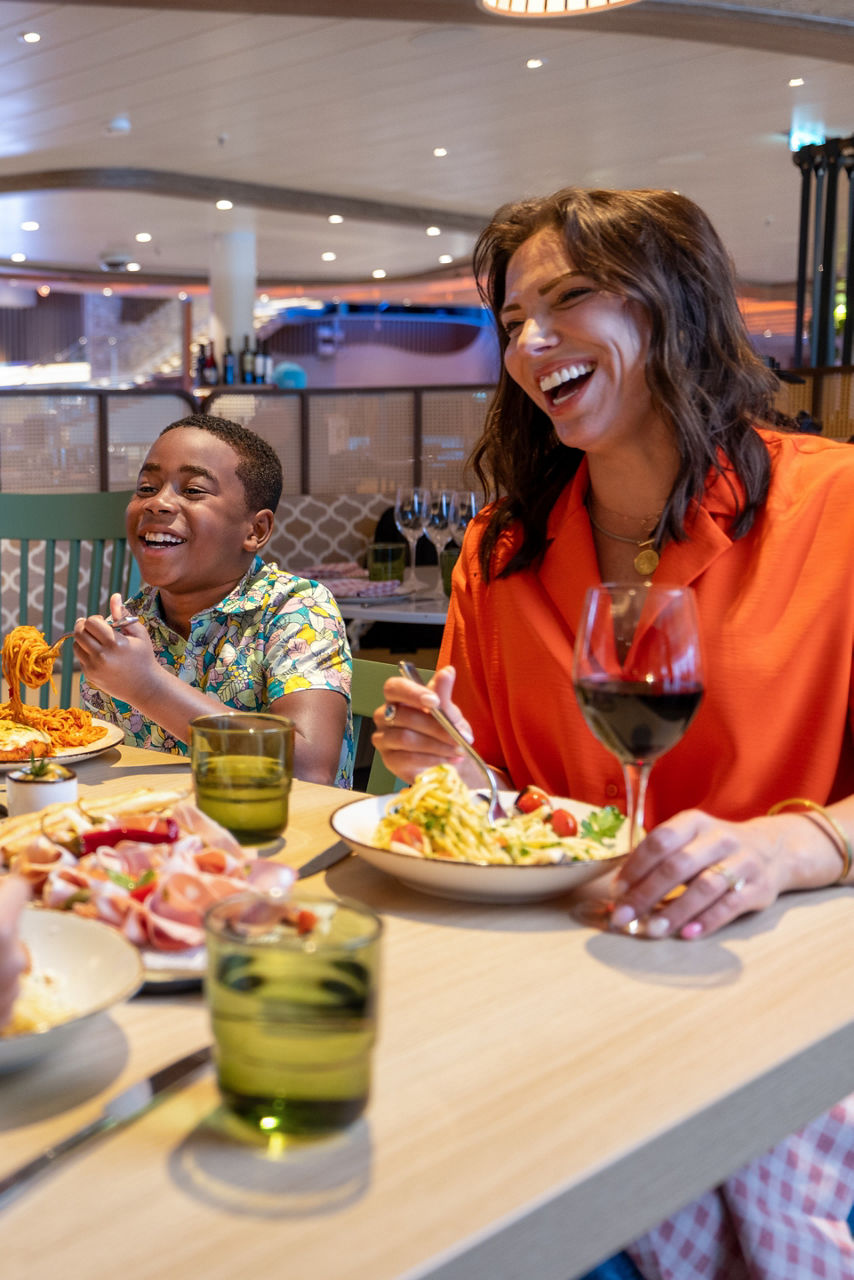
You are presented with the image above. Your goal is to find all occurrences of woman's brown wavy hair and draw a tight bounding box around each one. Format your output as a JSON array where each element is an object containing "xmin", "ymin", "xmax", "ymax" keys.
[{"xmin": 471, "ymin": 187, "xmax": 780, "ymax": 579}]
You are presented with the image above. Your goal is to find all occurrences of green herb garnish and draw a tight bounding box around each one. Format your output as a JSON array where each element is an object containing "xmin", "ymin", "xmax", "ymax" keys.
[{"xmin": 580, "ymin": 806, "xmax": 625, "ymax": 843}]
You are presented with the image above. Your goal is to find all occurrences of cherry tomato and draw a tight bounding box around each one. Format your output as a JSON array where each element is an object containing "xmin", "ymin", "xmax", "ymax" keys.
[
  {"xmin": 390, "ymin": 822, "xmax": 427, "ymax": 851},
  {"xmin": 550, "ymin": 808, "xmax": 578, "ymax": 838},
  {"xmin": 129, "ymin": 879, "xmax": 156, "ymax": 903},
  {"xmin": 514, "ymin": 785, "xmax": 551, "ymax": 815}
]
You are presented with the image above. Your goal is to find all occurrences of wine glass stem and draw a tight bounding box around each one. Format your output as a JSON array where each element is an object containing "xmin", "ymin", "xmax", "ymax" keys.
[{"xmin": 621, "ymin": 761, "xmax": 651, "ymax": 850}]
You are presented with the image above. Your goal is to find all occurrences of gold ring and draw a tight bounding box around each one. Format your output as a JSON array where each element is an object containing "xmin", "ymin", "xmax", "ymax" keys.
[
  {"xmin": 383, "ymin": 702, "xmax": 397, "ymax": 724},
  {"xmin": 708, "ymin": 861, "xmax": 746, "ymax": 894}
]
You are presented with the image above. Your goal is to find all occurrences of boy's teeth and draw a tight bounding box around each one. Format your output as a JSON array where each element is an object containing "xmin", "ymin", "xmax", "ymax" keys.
[
  {"xmin": 539, "ymin": 362, "xmax": 593, "ymax": 393},
  {"xmin": 143, "ymin": 532, "xmax": 184, "ymax": 545}
]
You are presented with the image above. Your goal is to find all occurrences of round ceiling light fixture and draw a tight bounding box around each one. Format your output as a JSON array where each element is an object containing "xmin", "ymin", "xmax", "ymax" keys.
[{"xmin": 478, "ymin": 0, "xmax": 642, "ymax": 14}]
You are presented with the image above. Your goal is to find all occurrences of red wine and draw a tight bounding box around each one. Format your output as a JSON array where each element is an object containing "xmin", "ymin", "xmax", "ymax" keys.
[{"xmin": 574, "ymin": 679, "xmax": 703, "ymax": 764}]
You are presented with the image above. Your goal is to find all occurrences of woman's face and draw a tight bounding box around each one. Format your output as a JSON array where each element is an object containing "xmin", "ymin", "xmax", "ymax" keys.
[{"xmin": 500, "ymin": 226, "xmax": 661, "ymax": 457}]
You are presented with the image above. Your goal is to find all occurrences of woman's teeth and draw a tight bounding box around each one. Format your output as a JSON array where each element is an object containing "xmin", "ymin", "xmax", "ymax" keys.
[{"xmin": 539, "ymin": 362, "xmax": 594, "ymax": 401}]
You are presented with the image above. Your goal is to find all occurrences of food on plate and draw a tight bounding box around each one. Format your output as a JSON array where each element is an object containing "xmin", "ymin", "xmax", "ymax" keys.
[
  {"xmin": 0, "ymin": 720, "xmax": 52, "ymax": 762},
  {"xmin": 1, "ymin": 964, "xmax": 77, "ymax": 1037},
  {"xmin": 0, "ymin": 625, "xmax": 108, "ymax": 750},
  {"xmin": 0, "ymin": 786, "xmax": 296, "ymax": 953},
  {"xmin": 374, "ymin": 764, "xmax": 625, "ymax": 866}
]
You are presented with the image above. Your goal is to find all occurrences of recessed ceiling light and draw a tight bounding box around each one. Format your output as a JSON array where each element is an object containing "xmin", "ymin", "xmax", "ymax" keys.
[
  {"xmin": 372, "ymin": 269, "xmax": 387, "ymax": 279},
  {"xmin": 18, "ymin": 31, "xmax": 40, "ymax": 44},
  {"xmin": 789, "ymin": 77, "xmax": 805, "ymax": 87},
  {"xmin": 321, "ymin": 252, "xmax": 337, "ymax": 262},
  {"xmin": 9, "ymin": 252, "xmax": 26, "ymax": 263},
  {"xmin": 37, "ymin": 285, "xmax": 50, "ymax": 297},
  {"xmin": 259, "ymin": 293, "xmax": 270, "ymax": 303},
  {"xmin": 215, "ymin": 199, "xmax": 233, "ymax": 211},
  {"xmin": 20, "ymin": 221, "xmax": 39, "ymax": 232},
  {"xmin": 103, "ymin": 287, "xmax": 113, "ymax": 297},
  {"xmin": 126, "ymin": 261, "xmax": 141, "ymax": 272},
  {"xmin": 433, "ymin": 147, "xmax": 448, "ymax": 158},
  {"xmin": 178, "ymin": 291, "xmax": 188, "ymax": 301},
  {"xmin": 526, "ymin": 57, "xmax": 545, "ymax": 70},
  {"xmin": 439, "ymin": 254, "xmax": 454, "ymax": 265},
  {"xmin": 328, "ymin": 214, "xmax": 344, "ymax": 224},
  {"xmin": 426, "ymin": 226, "xmax": 441, "ymax": 236},
  {"xmin": 135, "ymin": 232, "xmax": 152, "ymax": 243}
]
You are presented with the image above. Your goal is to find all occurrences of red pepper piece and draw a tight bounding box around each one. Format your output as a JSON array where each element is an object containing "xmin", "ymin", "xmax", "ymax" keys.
[
  {"xmin": 296, "ymin": 909, "xmax": 318, "ymax": 935},
  {"xmin": 78, "ymin": 818, "xmax": 179, "ymax": 855}
]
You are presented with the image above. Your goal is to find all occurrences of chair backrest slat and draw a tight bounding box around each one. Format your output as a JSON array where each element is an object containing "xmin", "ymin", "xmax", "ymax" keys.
[
  {"xmin": 0, "ymin": 493, "xmax": 138, "ymax": 711},
  {"xmin": 350, "ymin": 657, "xmax": 433, "ymax": 795}
]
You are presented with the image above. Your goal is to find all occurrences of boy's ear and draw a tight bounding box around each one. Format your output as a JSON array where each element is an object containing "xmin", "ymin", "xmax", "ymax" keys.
[{"xmin": 243, "ymin": 509, "xmax": 274, "ymax": 553}]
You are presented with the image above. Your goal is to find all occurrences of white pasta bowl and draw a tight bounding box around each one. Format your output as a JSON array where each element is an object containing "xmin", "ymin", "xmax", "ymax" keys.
[
  {"xmin": 0, "ymin": 906, "xmax": 144, "ymax": 1072},
  {"xmin": 331, "ymin": 791, "xmax": 629, "ymax": 905}
]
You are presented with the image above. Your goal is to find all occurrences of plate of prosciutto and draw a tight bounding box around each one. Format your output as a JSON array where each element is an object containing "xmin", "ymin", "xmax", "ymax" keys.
[{"xmin": 0, "ymin": 785, "xmax": 298, "ymax": 988}]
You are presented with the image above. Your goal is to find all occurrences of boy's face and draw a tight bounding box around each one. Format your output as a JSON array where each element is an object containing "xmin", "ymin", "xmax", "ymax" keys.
[{"xmin": 127, "ymin": 427, "xmax": 265, "ymax": 602}]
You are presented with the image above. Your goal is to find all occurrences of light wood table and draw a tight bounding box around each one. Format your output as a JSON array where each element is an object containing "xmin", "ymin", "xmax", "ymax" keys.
[{"xmin": 3, "ymin": 744, "xmax": 854, "ymax": 1280}]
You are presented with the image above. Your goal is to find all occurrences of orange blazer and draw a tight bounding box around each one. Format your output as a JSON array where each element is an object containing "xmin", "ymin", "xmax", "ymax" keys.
[{"xmin": 439, "ymin": 430, "xmax": 854, "ymax": 825}]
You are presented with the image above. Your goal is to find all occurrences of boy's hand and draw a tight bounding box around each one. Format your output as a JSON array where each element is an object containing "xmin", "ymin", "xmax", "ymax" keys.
[{"xmin": 73, "ymin": 593, "xmax": 162, "ymax": 707}]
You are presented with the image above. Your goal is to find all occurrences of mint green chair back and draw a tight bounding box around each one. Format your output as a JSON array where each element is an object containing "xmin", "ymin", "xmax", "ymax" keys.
[
  {"xmin": 351, "ymin": 657, "xmax": 433, "ymax": 795},
  {"xmin": 0, "ymin": 491, "xmax": 140, "ymax": 708}
]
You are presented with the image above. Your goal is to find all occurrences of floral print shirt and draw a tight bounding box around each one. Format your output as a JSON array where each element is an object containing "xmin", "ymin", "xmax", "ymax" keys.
[{"xmin": 81, "ymin": 556, "xmax": 354, "ymax": 787}]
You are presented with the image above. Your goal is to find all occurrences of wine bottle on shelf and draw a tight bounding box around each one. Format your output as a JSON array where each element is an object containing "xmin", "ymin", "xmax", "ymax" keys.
[
  {"xmin": 264, "ymin": 343, "xmax": 275, "ymax": 384},
  {"xmin": 202, "ymin": 341, "xmax": 219, "ymax": 386},
  {"xmin": 195, "ymin": 344, "xmax": 207, "ymax": 387},
  {"xmin": 222, "ymin": 337, "xmax": 236, "ymax": 386},
  {"xmin": 254, "ymin": 341, "xmax": 266, "ymax": 385},
  {"xmin": 240, "ymin": 335, "xmax": 254, "ymax": 384}
]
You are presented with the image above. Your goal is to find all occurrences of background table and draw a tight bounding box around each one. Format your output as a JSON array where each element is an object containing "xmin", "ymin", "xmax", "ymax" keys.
[
  {"xmin": 338, "ymin": 569, "xmax": 448, "ymax": 653},
  {"xmin": 3, "ymin": 744, "xmax": 854, "ymax": 1279}
]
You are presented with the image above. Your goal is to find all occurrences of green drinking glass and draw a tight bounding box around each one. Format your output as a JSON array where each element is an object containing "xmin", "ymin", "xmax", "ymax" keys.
[{"xmin": 189, "ymin": 712, "xmax": 294, "ymax": 846}]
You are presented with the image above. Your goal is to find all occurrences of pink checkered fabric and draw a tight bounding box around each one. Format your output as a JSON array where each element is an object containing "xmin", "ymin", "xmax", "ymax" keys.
[{"xmin": 627, "ymin": 1096, "xmax": 854, "ymax": 1279}]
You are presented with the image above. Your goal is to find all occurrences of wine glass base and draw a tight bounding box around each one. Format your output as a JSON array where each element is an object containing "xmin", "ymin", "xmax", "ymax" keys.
[
  {"xmin": 403, "ymin": 572, "xmax": 432, "ymax": 594},
  {"xmin": 571, "ymin": 897, "xmax": 618, "ymax": 933}
]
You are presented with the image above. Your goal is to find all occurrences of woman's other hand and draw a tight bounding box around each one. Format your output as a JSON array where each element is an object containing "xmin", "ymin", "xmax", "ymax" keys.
[
  {"xmin": 371, "ymin": 664, "xmax": 487, "ymax": 788},
  {"xmin": 0, "ymin": 876, "xmax": 31, "ymax": 1029},
  {"xmin": 609, "ymin": 806, "xmax": 851, "ymax": 940}
]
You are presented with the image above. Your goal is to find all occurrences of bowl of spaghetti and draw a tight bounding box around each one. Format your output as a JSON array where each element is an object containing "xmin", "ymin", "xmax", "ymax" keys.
[
  {"xmin": 0, "ymin": 625, "xmax": 112, "ymax": 757},
  {"xmin": 0, "ymin": 906, "xmax": 144, "ymax": 1071},
  {"xmin": 331, "ymin": 765, "xmax": 630, "ymax": 904}
]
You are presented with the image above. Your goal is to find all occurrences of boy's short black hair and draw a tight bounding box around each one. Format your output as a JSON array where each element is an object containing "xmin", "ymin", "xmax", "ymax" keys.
[{"xmin": 159, "ymin": 413, "xmax": 283, "ymax": 513}]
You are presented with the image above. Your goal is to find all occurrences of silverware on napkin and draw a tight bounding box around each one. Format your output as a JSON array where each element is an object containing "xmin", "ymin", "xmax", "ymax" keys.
[{"xmin": 0, "ymin": 1045, "xmax": 211, "ymax": 1208}]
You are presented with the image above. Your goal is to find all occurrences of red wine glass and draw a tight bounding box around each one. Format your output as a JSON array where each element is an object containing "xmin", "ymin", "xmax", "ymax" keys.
[{"xmin": 572, "ymin": 583, "xmax": 704, "ymax": 925}]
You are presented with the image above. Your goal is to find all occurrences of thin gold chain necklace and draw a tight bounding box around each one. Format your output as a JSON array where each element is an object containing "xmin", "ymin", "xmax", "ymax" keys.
[{"xmin": 586, "ymin": 503, "xmax": 660, "ymax": 576}]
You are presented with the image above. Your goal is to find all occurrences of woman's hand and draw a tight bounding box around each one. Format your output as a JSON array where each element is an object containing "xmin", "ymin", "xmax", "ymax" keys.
[
  {"xmin": 0, "ymin": 876, "xmax": 31, "ymax": 1029},
  {"xmin": 608, "ymin": 807, "xmax": 846, "ymax": 940},
  {"xmin": 73, "ymin": 593, "xmax": 160, "ymax": 705},
  {"xmin": 371, "ymin": 664, "xmax": 492, "ymax": 789}
]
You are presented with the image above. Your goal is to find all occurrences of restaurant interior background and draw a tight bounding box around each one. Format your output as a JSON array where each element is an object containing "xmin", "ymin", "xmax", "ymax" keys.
[{"xmin": 0, "ymin": 0, "xmax": 852, "ymax": 591}]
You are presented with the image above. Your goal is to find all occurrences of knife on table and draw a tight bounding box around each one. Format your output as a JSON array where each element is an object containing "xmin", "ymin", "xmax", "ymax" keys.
[
  {"xmin": 0, "ymin": 1044, "xmax": 211, "ymax": 1209},
  {"xmin": 295, "ymin": 839, "xmax": 351, "ymax": 880}
]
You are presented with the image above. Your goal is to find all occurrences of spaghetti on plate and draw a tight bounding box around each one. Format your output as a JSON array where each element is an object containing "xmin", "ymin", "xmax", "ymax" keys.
[
  {"xmin": 0, "ymin": 625, "xmax": 107, "ymax": 749},
  {"xmin": 374, "ymin": 764, "xmax": 623, "ymax": 866}
]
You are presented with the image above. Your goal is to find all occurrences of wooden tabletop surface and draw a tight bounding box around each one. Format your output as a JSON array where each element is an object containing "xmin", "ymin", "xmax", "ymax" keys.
[{"xmin": 3, "ymin": 744, "xmax": 854, "ymax": 1280}]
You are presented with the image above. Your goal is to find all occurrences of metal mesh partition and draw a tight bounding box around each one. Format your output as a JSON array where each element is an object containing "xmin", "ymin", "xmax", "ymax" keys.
[
  {"xmin": 307, "ymin": 392, "xmax": 415, "ymax": 493},
  {"xmin": 421, "ymin": 388, "xmax": 491, "ymax": 491},
  {"xmin": 206, "ymin": 392, "xmax": 303, "ymax": 495},
  {"xmin": 0, "ymin": 393, "xmax": 99, "ymax": 492},
  {"xmin": 106, "ymin": 393, "xmax": 200, "ymax": 488}
]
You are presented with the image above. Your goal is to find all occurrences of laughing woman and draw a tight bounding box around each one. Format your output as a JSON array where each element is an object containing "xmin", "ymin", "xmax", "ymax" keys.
[{"xmin": 373, "ymin": 188, "xmax": 854, "ymax": 1277}]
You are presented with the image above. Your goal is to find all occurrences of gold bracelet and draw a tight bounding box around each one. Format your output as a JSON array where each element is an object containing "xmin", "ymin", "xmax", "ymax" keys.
[{"xmin": 767, "ymin": 797, "xmax": 853, "ymax": 884}]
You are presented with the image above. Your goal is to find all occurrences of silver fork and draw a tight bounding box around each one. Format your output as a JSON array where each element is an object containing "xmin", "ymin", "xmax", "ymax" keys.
[
  {"xmin": 50, "ymin": 615, "xmax": 139, "ymax": 647},
  {"xmin": 397, "ymin": 661, "xmax": 507, "ymax": 821}
]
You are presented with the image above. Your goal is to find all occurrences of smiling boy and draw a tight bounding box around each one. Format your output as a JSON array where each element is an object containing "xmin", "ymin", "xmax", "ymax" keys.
[{"xmin": 75, "ymin": 414, "xmax": 353, "ymax": 787}]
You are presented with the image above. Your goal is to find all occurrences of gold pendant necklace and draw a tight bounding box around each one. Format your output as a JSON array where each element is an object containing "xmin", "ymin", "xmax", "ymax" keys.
[{"xmin": 587, "ymin": 505, "xmax": 660, "ymax": 576}]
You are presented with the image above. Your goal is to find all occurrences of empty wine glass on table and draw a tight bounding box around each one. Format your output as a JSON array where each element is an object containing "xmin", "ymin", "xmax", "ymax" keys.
[
  {"xmin": 572, "ymin": 583, "xmax": 704, "ymax": 929},
  {"xmin": 448, "ymin": 490, "xmax": 480, "ymax": 547},
  {"xmin": 394, "ymin": 486, "xmax": 431, "ymax": 592},
  {"xmin": 424, "ymin": 489, "xmax": 454, "ymax": 557}
]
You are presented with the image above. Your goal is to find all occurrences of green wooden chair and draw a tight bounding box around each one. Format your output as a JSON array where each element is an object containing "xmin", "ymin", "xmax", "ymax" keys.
[
  {"xmin": 351, "ymin": 657, "xmax": 433, "ymax": 795},
  {"xmin": 0, "ymin": 491, "xmax": 140, "ymax": 708}
]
